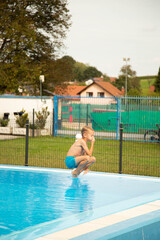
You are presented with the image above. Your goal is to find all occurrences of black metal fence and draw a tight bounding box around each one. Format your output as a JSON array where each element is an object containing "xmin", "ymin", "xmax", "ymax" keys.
[
  {"xmin": 0, "ymin": 96, "xmax": 160, "ymax": 177},
  {"xmin": 0, "ymin": 120, "xmax": 159, "ymax": 177}
]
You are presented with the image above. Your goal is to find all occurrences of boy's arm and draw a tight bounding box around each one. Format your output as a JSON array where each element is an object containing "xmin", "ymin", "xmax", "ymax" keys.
[{"xmin": 81, "ymin": 137, "xmax": 95, "ymax": 156}]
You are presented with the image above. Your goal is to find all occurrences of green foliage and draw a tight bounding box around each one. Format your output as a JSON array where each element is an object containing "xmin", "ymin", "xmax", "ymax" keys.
[
  {"xmin": 45, "ymin": 57, "xmax": 75, "ymax": 89},
  {"xmin": 49, "ymin": 56, "xmax": 103, "ymax": 84},
  {"xmin": 73, "ymin": 62, "xmax": 88, "ymax": 82},
  {"xmin": 127, "ymin": 89, "xmax": 141, "ymax": 96},
  {"xmin": 29, "ymin": 123, "xmax": 38, "ymax": 130},
  {"xmin": 83, "ymin": 66, "xmax": 102, "ymax": 80},
  {"xmin": 73, "ymin": 61, "xmax": 102, "ymax": 82},
  {"xmin": 0, "ymin": 0, "xmax": 71, "ymax": 93},
  {"xmin": 140, "ymin": 78, "xmax": 156, "ymax": 96},
  {"xmin": 154, "ymin": 67, "xmax": 160, "ymax": 92},
  {"xmin": 16, "ymin": 110, "xmax": 28, "ymax": 128},
  {"xmin": 102, "ymin": 74, "xmax": 110, "ymax": 82},
  {"xmin": 137, "ymin": 76, "xmax": 156, "ymax": 80},
  {"xmin": 114, "ymin": 64, "xmax": 141, "ymax": 93},
  {"xmin": 0, "ymin": 118, "xmax": 9, "ymax": 127},
  {"xmin": 35, "ymin": 107, "xmax": 50, "ymax": 129}
]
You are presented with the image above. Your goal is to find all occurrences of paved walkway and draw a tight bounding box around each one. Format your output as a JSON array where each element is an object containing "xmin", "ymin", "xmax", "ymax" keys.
[{"xmin": 0, "ymin": 135, "xmax": 24, "ymax": 140}]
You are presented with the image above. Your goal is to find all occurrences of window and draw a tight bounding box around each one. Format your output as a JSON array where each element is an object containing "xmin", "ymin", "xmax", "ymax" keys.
[
  {"xmin": 97, "ymin": 92, "xmax": 104, "ymax": 97},
  {"xmin": 86, "ymin": 92, "xmax": 93, "ymax": 97}
]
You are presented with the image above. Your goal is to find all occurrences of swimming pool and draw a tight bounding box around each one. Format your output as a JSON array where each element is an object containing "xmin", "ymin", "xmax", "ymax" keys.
[{"xmin": 0, "ymin": 165, "xmax": 160, "ymax": 240}]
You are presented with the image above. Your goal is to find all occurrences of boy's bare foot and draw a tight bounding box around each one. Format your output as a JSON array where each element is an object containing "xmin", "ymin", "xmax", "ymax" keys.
[
  {"xmin": 72, "ymin": 171, "xmax": 78, "ymax": 178},
  {"xmin": 83, "ymin": 168, "xmax": 89, "ymax": 175}
]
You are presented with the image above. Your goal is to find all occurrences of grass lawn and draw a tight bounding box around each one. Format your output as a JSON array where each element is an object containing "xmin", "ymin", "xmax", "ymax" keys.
[
  {"xmin": 0, "ymin": 136, "xmax": 159, "ymax": 177},
  {"xmin": 140, "ymin": 78, "xmax": 156, "ymax": 96}
]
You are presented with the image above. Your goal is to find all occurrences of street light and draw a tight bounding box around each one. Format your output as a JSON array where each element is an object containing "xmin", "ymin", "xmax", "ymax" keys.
[
  {"xmin": 123, "ymin": 58, "xmax": 130, "ymax": 98},
  {"xmin": 39, "ymin": 75, "xmax": 45, "ymax": 100}
]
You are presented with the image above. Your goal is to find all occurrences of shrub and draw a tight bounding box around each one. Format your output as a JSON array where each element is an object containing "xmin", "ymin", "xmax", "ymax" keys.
[
  {"xmin": 29, "ymin": 123, "xmax": 38, "ymax": 129},
  {"xmin": 16, "ymin": 109, "xmax": 28, "ymax": 128},
  {"xmin": 0, "ymin": 118, "xmax": 9, "ymax": 127},
  {"xmin": 35, "ymin": 107, "xmax": 50, "ymax": 129}
]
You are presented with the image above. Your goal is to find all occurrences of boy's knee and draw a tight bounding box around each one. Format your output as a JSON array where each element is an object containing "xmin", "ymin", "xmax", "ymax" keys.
[
  {"xmin": 92, "ymin": 156, "xmax": 96, "ymax": 163},
  {"xmin": 82, "ymin": 159, "xmax": 89, "ymax": 165},
  {"xmin": 86, "ymin": 156, "xmax": 90, "ymax": 162}
]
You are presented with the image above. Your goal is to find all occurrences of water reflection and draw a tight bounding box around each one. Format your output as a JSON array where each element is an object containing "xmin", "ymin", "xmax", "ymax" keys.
[{"xmin": 64, "ymin": 177, "xmax": 95, "ymax": 219}]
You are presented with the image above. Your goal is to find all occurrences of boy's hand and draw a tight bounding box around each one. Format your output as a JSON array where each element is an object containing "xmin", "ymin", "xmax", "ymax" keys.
[{"xmin": 91, "ymin": 136, "xmax": 95, "ymax": 142}]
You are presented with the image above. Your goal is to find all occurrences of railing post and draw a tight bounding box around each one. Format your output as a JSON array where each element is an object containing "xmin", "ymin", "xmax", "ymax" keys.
[
  {"xmin": 32, "ymin": 108, "xmax": 35, "ymax": 137},
  {"xmin": 25, "ymin": 119, "xmax": 29, "ymax": 166},
  {"xmin": 116, "ymin": 97, "xmax": 120, "ymax": 140},
  {"xmin": 52, "ymin": 108, "xmax": 54, "ymax": 136},
  {"xmin": 79, "ymin": 103, "xmax": 81, "ymax": 129},
  {"xmin": 53, "ymin": 96, "xmax": 58, "ymax": 136},
  {"xmin": 86, "ymin": 104, "xmax": 89, "ymax": 126},
  {"xmin": 119, "ymin": 123, "xmax": 123, "ymax": 174}
]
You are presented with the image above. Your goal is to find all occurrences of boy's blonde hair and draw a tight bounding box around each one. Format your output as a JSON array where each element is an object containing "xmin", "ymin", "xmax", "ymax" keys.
[{"xmin": 81, "ymin": 126, "xmax": 94, "ymax": 137}]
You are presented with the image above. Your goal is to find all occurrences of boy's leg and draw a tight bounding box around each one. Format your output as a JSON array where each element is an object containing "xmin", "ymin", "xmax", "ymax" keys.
[
  {"xmin": 74, "ymin": 155, "xmax": 89, "ymax": 166},
  {"xmin": 72, "ymin": 159, "xmax": 88, "ymax": 178},
  {"xmin": 82, "ymin": 156, "xmax": 96, "ymax": 175}
]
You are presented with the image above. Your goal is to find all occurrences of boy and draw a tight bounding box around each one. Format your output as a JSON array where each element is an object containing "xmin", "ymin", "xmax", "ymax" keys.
[{"xmin": 65, "ymin": 126, "xmax": 96, "ymax": 178}]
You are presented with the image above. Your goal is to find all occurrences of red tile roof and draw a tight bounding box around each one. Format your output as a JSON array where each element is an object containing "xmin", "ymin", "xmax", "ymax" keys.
[
  {"xmin": 77, "ymin": 81, "xmax": 123, "ymax": 97},
  {"xmin": 96, "ymin": 81, "xmax": 123, "ymax": 97},
  {"xmin": 54, "ymin": 85, "xmax": 86, "ymax": 96}
]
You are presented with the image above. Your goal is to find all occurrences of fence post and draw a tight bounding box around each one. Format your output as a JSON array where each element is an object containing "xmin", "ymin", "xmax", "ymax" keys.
[
  {"xmin": 32, "ymin": 109, "xmax": 35, "ymax": 137},
  {"xmin": 25, "ymin": 119, "xmax": 29, "ymax": 166},
  {"xmin": 86, "ymin": 104, "xmax": 89, "ymax": 125},
  {"xmin": 116, "ymin": 97, "xmax": 119, "ymax": 140},
  {"xmin": 53, "ymin": 96, "xmax": 58, "ymax": 136},
  {"xmin": 79, "ymin": 103, "xmax": 81, "ymax": 129},
  {"xmin": 52, "ymin": 108, "xmax": 54, "ymax": 136},
  {"xmin": 119, "ymin": 122, "xmax": 123, "ymax": 174}
]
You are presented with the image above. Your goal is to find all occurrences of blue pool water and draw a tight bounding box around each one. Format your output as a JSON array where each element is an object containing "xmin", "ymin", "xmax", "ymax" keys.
[{"xmin": 0, "ymin": 166, "xmax": 160, "ymax": 240}]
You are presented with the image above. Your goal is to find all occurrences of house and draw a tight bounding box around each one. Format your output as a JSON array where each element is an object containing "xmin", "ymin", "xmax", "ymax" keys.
[
  {"xmin": 77, "ymin": 80, "xmax": 123, "ymax": 105},
  {"xmin": 54, "ymin": 79, "xmax": 123, "ymax": 105},
  {"xmin": 78, "ymin": 80, "xmax": 122, "ymax": 98}
]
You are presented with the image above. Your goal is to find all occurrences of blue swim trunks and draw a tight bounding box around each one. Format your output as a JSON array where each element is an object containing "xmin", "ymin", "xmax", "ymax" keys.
[{"xmin": 65, "ymin": 156, "xmax": 76, "ymax": 169}]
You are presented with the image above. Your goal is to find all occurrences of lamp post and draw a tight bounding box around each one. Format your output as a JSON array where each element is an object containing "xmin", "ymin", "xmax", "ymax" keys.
[
  {"xmin": 39, "ymin": 75, "xmax": 45, "ymax": 100},
  {"xmin": 123, "ymin": 58, "xmax": 130, "ymax": 98}
]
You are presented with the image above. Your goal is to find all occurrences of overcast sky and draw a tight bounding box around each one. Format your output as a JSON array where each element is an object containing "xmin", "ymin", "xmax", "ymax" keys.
[{"xmin": 63, "ymin": 0, "xmax": 160, "ymax": 77}]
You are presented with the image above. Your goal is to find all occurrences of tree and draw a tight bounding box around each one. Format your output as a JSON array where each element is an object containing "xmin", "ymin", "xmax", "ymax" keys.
[
  {"xmin": 127, "ymin": 89, "xmax": 141, "ymax": 96},
  {"xmin": 0, "ymin": 0, "xmax": 71, "ymax": 94},
  {"xmin": 44, "ymin": 56, "xmax": 75, "ymax": 90},
  {"xmin": 114, "ymin": 64, "xmax": 141, "ymax": 93},
  {"xmin": 73, "ymin": 62, "xmax": 88, "ymax": 82},
  {"xmin": 102, "ymin": 74, "xmax": 110, "ymax": 82},
  {"xmin": 83, "ymin": 66, "xmax": 102, "ymax": 80},
  {"xmin": 154, "ymin": 67, "xmax": 160, "ymax": 92}
]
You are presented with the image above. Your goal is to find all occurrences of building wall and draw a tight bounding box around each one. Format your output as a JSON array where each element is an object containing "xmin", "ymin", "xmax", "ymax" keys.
[
  {"xmin": 80, "ymin": 84, "xmax": 116, "ymax": 105},
  {"xmin": 0, "ymin": 96, "xmax": 53, "ymax": 130}
]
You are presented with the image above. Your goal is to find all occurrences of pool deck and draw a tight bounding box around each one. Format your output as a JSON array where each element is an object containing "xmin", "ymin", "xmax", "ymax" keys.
[{"xmin": 36, "ymin": 200, "xmax": 160, "ymax": 240}]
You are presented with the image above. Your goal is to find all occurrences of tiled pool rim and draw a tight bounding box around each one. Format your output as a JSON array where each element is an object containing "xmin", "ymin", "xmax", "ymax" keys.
[{"xmin": 36, "ymin": 201, "xmax": 160, "ymax": 240}]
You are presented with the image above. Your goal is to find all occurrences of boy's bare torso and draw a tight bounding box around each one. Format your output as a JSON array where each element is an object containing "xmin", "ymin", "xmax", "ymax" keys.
[{"xmin": 67, "ymin": 139, "xmax": 86, "ymax": 157}]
